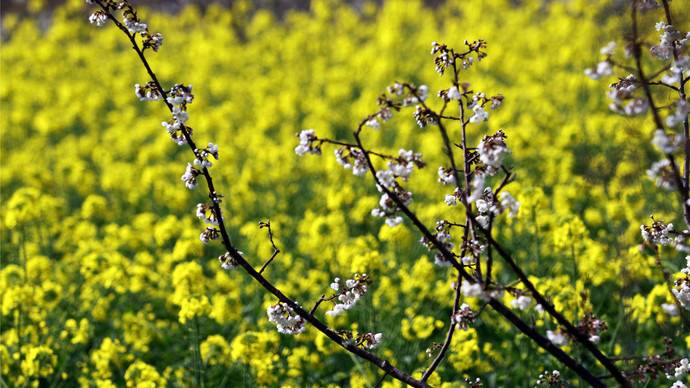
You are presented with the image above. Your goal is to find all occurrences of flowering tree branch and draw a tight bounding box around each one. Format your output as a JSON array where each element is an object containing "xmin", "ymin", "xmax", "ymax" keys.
[{"xmin": 87, "ymin": 1, "xmax": 426, "ymax": 386}]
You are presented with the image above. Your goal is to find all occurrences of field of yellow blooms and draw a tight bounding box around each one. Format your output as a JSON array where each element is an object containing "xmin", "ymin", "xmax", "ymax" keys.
[{"xmin": 1, "ymin": 0, "xmax": 689, "ymax": 386}]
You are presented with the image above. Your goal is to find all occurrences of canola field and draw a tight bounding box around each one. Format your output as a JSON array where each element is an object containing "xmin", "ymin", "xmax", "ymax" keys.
[{"xmin": 1, "ymin": 0, "xmax": 689, "ymax": 386}]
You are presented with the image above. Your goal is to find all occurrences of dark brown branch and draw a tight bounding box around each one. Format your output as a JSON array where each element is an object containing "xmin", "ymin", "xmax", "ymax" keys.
[{"xmin": 421, "ymin": 271, "xmax": 463, "ymax": 382}]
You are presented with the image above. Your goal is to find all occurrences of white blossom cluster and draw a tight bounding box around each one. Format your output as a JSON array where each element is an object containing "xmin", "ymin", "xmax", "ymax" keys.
[
  {"xmin": 673, "ymin": 276, "xmax": 690, "ymax": 310},
  {"xmin": 143, "ymin": 32, "xmax": 164, "ymax": 52},
  {"xmin": 389, "ymin": 149, "xmax": 424, "ymax": 180},
  {"xmin": 451, "ymin": 303, "xmax": 476, "ymax": 330},
  {"xmin": 134, "ymin": 82, "xmax": 162, "ymax": 102},
  {"xmin": 267, "ymin": 302, "xmax": 306, "ymax": 335},
  {"xmin": 584, "ymin": 42, "xmax": 616, "ymax": 80},
  {"xmin": 431, "ymin": 41, "xmax": 454, "ymax": 75},
  {"xmin": 669, "ymin": 358, "xmax": 690, "ymax": 380},
  {"xmin": 640, "ymin": 220, "xmax": 675, "ymax": 246},
  {"xmin": 662, "ymin": 55, "xmax": 689, "ymax": 86},
  {"xmin": 607, "ymin": 75, "xmax": 649, "ymax": 116},
  {"xmin": 334, "ymin": 147, "xmax": 368, "ymax": 176},
  {"xmin": 181, "ymin": 163, "xmax": 201, "ymax": 189},
  {"xmin": 499, "ymin": 192, "xmax": 520, "ymax": 218},
  {"xmin": 647, "ymin": 159, "xmax": 677, "ymax": 190},
  {"xmin": 546, "ymin": 329, "xmax": 568, "ymax": 347},
  {"xmin": 196, "ymin": 203, "xmax": 219, "ymax": 225},
  {"xmin": 437, "ymin": 166, "xmax": 456, "ymax": 185},
  {"xmin": 418, "ymin": 220, "xmax": 457, "ymax": 267},
  {"xmin": 651, "ymin": 22, "xmax": 689, "ymax": 61},
  {"xmin": 124, "ymin": 17, "xmax": 147, "ymax": 34},
  {"xmin": 326, "ymin": 275, "xmax": 369, "ymax": 317},
  {"xmin": 88, "ymin": 10, "xmax": 108, "ymax": 27},
  {"xmin": 667, "ymin": 100, "xmax": 689, "ymax": 128},
  {"xmin": 89, "ymin": 1, "xmax": 164, "ymax": 53},
  {"xmin": 218, "ymin": 251, "xmax": 239, "ymax": 271},
  {"xmin": 510, "ymin": 295, "xmax": 532, "ymax": 311},
  {"xmin": 194, "ymin": 143, "xmax": 219, "ymax": 169},
  {"xmin": 652, "ymin": 129, "xmax": 682, "ymax": 154},
  {"xmin": 159, "ymin": 85, "xmax": 195, "ymax": 145},
  {"xmin": 357, "ymin": 332, "xmax": 383, "ymax": 350},
  {"xmin": 469, "ymin": 104, "xmax": 489, "ymax": 123},
  {"xmin": 578, "ymin": 314, "xmax": 607, "ymax": 344},
  {"xmin": 199, "ymin": 226, "xmax": 220, "ymax": 244},
  {"xmin": 477, "ymin": 130, "xmax": 509, "ymax": 173},
  {"xmin": 167, "ymin": 83, "xmax": 194, "ymax": 105},
  {"xmin": 444, "ymin": 187, "xmax": 461, "ymax": 206},
  {"xmin": 371, "ymin": 169, "xmax": 413, "ymax": 227},
  {"xmin": 294, "ymin": 129, "xmax": 321, "ymax": 156},
  {"xmin": 461, "ymin": 280, "xmax": 485, "ymax": 299}
]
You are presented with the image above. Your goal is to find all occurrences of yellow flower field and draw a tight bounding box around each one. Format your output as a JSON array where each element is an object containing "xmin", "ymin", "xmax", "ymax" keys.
[{"xmin": 1, "ymin": 0, "xmax": 689, "ymax": 386}]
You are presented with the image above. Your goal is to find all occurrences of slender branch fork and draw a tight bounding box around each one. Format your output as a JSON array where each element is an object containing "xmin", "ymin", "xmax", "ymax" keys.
[{"xmin": 92, "ymin": 2, "xmax": 425, "ymax": 386}]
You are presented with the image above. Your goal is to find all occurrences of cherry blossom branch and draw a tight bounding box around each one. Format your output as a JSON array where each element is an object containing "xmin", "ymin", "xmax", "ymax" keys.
[
  {"xmin": 89, "ymin": 2, "xmax": 426, "ymax": 386},
  {"xmin": 352, "ymin": 122, "xmax": 609, "ymax": 386}
]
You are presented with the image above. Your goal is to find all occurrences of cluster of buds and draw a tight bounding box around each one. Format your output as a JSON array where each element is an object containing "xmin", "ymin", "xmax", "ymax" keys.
[
  {"xmin": 134, "ymin": 81, "xmax": 162, "ymax": 102},
  {"xmin": 451, "ymin": 303, "xmax": 476, "ymax": 330},
  {"xmin": 607, "ymin": 75, "xmax": 648, "ymax": 116},
  {"xmin": 334, "ymin": 147, "xmax": 368, "ymax": 176},
  {"xmin": 196, "ymin": 203, "xmax": 219, "ymax": 225},
  {"xmin": 158, "ymin": 85, "xmax": 195, "ymax": 145},
  {"xmin": 576, "ymin": 313, "xmax": 608, "ymax": 344},
  {"xmin": 326, "ymin": 274, "xmax": 370, "ymax": 317},
  {"xmin": 367, "ymin": 82, "xmax": 429, "ymax": 129},
  {"xmin": 88, "ymin": 1, "xmax": 163, "ymax": 51},
  {"xmin": 371, "ymin": 170, "xmax": 412, "ymax": 227},
  {"xmin": 218, "ymin": 251, "xmax": 239, "ymax": 271},
  {"xmin": 437, "ymin": 166, "xmax": 456, "ymax": 185},
  {"xmin": 474, "ymin": 189, "xmax": 521, "ymax": 227},
  {"xmin": 194, "ymin": 143, "xmax": 219, "ymax": 169},
  {"xmin": 627, "ymin": 339, "xmax": 679, "ymax": 382},
  {"xmin": 199, "ymin": 227, "xmax": 220, "ymax": 244},
  {"xmin": 339, "ymin": 330, "xmax": 383, "ymax": 350},
  {"xmin": 267, "ymin": 303, "xmax": 306, "ymax": 335},
  {"xmin": 294, "ymin": 129, "xmax": 321, "ymax": 156},
  {"xmin": 420, "ymin": 220, "xmax": 456, "ymax": 267},
  {"xmin": 464, "ymin": 377, "xmax": 483, "ymax": 388},
  {"xmin": 535, "ymin": 370, "xmax": 564, "ymax": 387},
  {"xmin": 181, "ymin": 163, "xmax": 201, "ymax": 189},
  {"xmin": 640, "ymin": 219, "xmax": 677, "ymax": 246},
  {"xmin": 414, "ymin": 105, "xmax": 437, "ymax": 128},
  {"xmin": 167, "ymin": 84, "xmax": 194, "ymax": 106},
  {"xmin": 669, "ymin": 358, "xmax": 690, "ymax": 380},
  {"xmin": 430, "ymin": 39, "xmax": 487, "ymax": 75}
]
